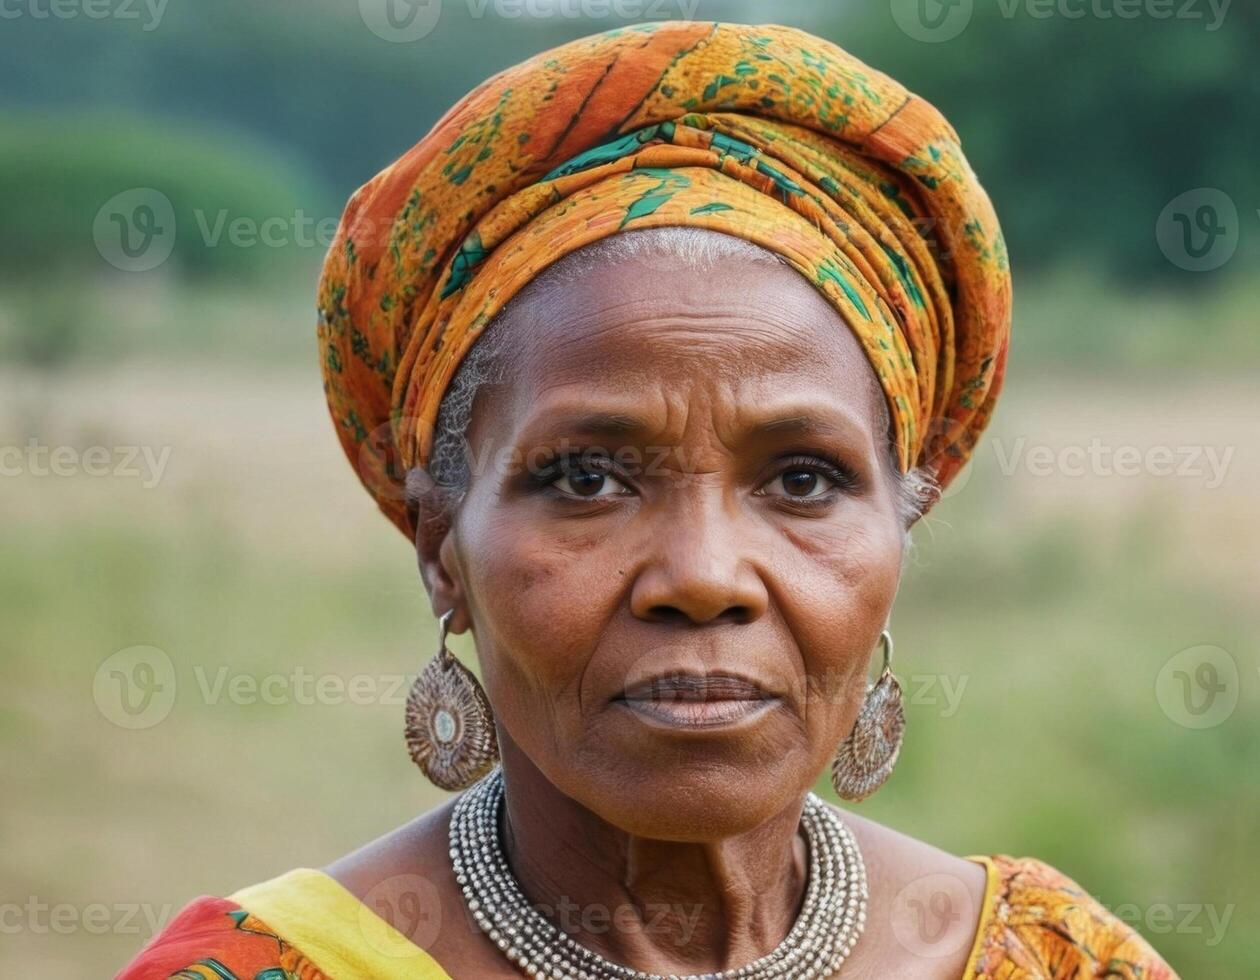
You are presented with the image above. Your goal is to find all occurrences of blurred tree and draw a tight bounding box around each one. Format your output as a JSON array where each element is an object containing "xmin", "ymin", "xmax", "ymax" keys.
[
  {"xmin": 833, "ymin": 2, "xmax": 1260, "ymax": 283},
  {"xmin": 0, "ymin": 111, "xmax": 331, "ymax": 279},
  {"xmin": 0, "ymin": 0, "xmax": 1255, "ymax": 284}
]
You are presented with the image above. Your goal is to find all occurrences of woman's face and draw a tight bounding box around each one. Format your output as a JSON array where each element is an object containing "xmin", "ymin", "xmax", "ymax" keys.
[{"xmin": 426, "ymin": 251, "xmax": 907, "ymax": 839}]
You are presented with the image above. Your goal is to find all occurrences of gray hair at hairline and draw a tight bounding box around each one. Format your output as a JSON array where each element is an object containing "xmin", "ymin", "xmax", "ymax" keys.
[{"xmin": 416, "ymin": 227, "xmax": 938, "ymax": 540}]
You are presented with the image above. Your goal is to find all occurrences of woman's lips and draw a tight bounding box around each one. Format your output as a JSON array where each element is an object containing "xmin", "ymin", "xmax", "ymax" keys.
[{"xmin": 615, "ymin": 673, "xmax": 779, "ymax": 729}]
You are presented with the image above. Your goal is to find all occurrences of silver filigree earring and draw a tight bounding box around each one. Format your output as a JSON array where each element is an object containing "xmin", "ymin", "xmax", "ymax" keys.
[
  {"xmin": 831, "ymin": 629, "xmax": 905, "ymax": 802},
  {"xmin": 404, "ymin": 610, "xmax": 499, "ymax": 790}
]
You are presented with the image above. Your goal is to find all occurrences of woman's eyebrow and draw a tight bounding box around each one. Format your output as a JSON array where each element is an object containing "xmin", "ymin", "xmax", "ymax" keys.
[
  {"xmin": 515, "ymin": 410, "xmax": 651, "ymax": 443},
  {"xmin": 745, "ymin": 409, "xmax": 868, "ymax": 442},
  {"xmin": 752, "ymin": 414, "xmax": 821, "ymax": 435}
]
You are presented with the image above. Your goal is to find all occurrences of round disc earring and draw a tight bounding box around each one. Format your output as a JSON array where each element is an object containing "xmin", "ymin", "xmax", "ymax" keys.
[
  {"xmin": 404, "ymin": 610, "xmax": 499, "ymax": 791},
  {"xmin": 830, "ymin": 629, "xmax": 905, "ymax": 802}
]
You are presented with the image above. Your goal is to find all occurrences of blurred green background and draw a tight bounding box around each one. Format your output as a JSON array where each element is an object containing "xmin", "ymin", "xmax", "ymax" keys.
[{"xmin": 1, "ymin": 1, "xmax": 1256, "ymax": 976}]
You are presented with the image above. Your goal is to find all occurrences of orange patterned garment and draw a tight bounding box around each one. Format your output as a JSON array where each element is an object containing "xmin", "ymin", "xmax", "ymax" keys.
[
  {"xmin": 118, "ymin": 856, "xmax": 1178, "ymax": 978},
  {"xmin": 316, "ymin": 21, "xmax": 1013, "ymax": 537}
]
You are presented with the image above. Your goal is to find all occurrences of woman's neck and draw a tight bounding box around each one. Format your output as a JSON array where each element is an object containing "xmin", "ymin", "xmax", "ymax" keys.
[{"xmin": 497, "ymin": 743, "xmax": 809, "ymax": 975}]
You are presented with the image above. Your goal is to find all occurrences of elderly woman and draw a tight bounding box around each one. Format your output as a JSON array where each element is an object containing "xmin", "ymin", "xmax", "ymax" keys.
[{"xmin": 121, "ymin": 21, "xmax": 1177, "ymax": 980}]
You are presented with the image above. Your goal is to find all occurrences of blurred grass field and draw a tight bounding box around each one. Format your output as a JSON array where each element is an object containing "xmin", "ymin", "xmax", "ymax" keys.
[{"xmin": 1, "ymin": 273, "xmax": 1257, "ymax": 977}]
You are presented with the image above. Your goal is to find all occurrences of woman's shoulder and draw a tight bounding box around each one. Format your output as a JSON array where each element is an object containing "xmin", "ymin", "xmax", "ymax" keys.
[
  {"xmin": 972, "ymin": 852, "xmax": 1180, "ymax": 979},
  {"xmin": 322, "ymin": 795, "xmax": 458, "ymax": 905},
  {"xmin": 837, "ymin": 807, "xmax": 1178, "ymax": 978}
]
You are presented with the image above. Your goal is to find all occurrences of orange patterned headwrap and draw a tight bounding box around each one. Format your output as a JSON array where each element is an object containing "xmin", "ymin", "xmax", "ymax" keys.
[{"xmin": 317, "ymin": 21, "xmax": 1012, "ymax": 537}]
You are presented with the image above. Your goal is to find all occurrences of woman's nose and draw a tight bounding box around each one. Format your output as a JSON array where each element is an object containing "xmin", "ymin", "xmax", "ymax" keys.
[{"xmin": 628, "ymin": 493, "xmax": 770, "ymax": 626}]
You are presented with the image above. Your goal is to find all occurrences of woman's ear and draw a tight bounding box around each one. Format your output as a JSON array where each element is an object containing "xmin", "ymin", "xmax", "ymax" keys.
[{"xmin": 407, "ymin": 466, "xmax": 472, "ymax": 634}]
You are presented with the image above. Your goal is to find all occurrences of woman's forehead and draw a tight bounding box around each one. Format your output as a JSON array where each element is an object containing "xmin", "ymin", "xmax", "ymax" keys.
[{"xmin": 495, "ymin": 249, "xmax": 888, "ymax": 430}]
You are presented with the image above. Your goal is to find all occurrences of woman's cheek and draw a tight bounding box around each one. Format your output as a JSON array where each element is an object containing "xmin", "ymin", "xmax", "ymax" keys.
[
  {"xmin": 777, "ymin": 515, "xmax": 902, "ymax": 732},
  {"xmin": 781, "ymin": 502, "xmax": 901, "ymax": 595},
  {"xmin": 459, "ymin": 502, "xmax": 612, "ymax": 696}
]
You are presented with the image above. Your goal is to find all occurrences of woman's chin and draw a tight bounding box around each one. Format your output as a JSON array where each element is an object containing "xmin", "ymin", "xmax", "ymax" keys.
[
  {"xmin": 591, "ymin": 774, "xmax": 810, "ymax": 841},
  {"xmin": 554, "ymin": 713, "xmax": 817, "ymax": 840}
]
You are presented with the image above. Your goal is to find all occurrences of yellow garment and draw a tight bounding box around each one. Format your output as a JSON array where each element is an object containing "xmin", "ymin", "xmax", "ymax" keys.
[
  {"xmin": 229, "ymin": 868, "xmax": 449, "ymax": 979},
  {"xmin": 317, "ymin": 21, "xmax": 1013, "ymax": 537}
]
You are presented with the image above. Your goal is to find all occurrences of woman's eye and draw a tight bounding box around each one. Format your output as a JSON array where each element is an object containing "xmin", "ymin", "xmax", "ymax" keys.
[
  {"xmin": 550, "ymin": 460, "xmax": 630, "ymax": 498},
  {"xmin": 770, "ymin": 467, "xmax": 835, "ymax": 498},
  {"xmin": 760, "ymin": 456, "xmax": 857, "ymax": 501}
]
